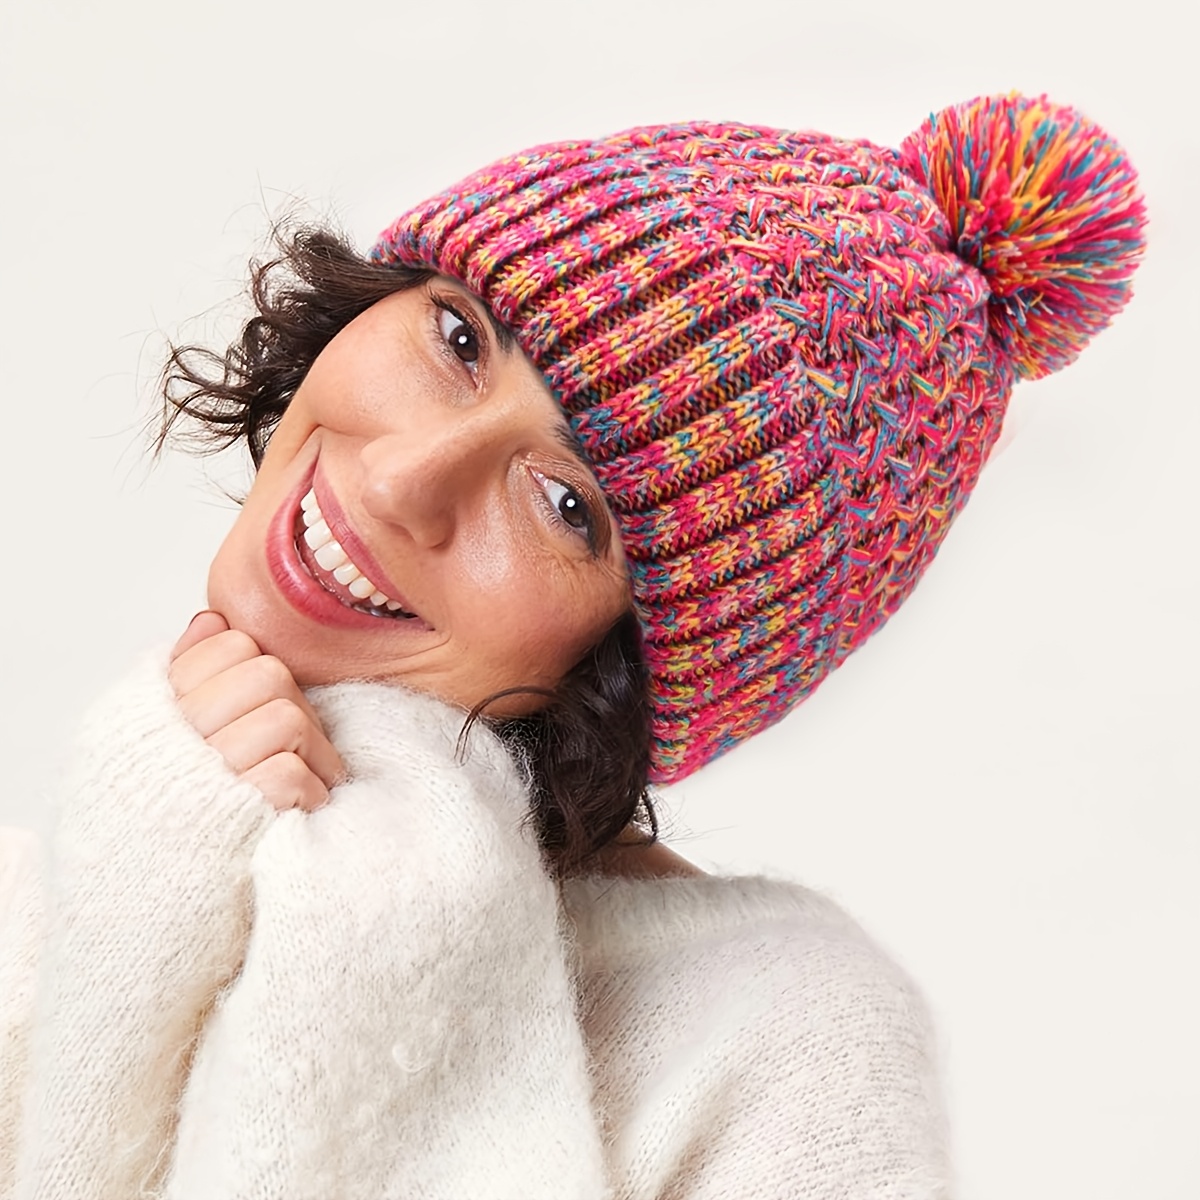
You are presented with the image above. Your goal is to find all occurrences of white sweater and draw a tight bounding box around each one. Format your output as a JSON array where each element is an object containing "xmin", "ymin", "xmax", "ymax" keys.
[{"xmin": 0, "ymin": 650, "xmax": 951, "ymax": 1199}]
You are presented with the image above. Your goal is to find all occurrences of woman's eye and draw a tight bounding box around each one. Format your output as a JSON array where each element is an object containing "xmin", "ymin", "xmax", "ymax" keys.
[
  {"xmin": 437, "ymin": 305, "xmax": 480, "ymax": 368},
  {"xmin": 535, "ymin": 471, "xmax": 594, "ymax": 541}
]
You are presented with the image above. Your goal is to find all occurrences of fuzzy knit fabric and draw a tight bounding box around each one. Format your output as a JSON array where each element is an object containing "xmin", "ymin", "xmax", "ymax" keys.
[
  {"xmin": 0, "ymin": 651, "xmax": 950, "ymax": 1199},
  {"xmin": 0, "ymin": 831, "xmax": 40, "ymax": 1200},
  {"xmin": 372, "ymin": 92, "xmax": 1147, "ymax": 782}
]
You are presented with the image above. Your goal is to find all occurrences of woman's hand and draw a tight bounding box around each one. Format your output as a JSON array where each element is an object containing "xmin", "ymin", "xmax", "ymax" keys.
[{"xmin": 168, "ymin": 611, "xmax": 346, "ymax": 813}]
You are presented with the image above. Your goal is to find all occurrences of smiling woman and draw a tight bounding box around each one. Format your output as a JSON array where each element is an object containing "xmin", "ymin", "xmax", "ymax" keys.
[
  {"xmin": 159, "ymin": 238, "xmax": 658, "ymax": 867},
  {"xmin": 0, "ymin": 92, "xmax": 1145, "ymax": 1199},
  {"xmin": 211, "ymin": 279, "xmax": 630, "ymax": 698}
]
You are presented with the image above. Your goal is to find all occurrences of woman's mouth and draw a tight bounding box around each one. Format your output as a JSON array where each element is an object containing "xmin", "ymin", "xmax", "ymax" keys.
[{"xmin": 293, "ymin": 488, "xmax": 421, "ymax": 620}]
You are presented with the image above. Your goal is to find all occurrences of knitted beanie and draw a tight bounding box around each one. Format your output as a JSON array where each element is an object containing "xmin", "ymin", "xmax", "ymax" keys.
[{"xmin": 371, "ymin": 93, "xmax": 1146, "ymax": 784}]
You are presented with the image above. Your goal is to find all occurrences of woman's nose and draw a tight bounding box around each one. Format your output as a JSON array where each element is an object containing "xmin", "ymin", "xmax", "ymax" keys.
[{"xmin": 356, "ymin": 417, "xmax": 501, "ymax": 549}]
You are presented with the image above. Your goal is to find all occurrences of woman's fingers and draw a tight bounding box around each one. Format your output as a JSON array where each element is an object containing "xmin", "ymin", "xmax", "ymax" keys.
[
  {"xmin": 242, "ymin": 752, "xmax": 331, "ymax": 813},
  {"xmin": 170, "ymin": 610, "xmax": 230, "ymax": 663},
  {"xmin": 169, "ymin": 627, "xmax": 263, "ymax": 698},
  {"xmin": 206, "ymin": 697, "xmax": 345, "ymax": 792},
  {"xmin": 171, "ymin": 629, "xmax": 330, "ymax": 737},
  {"xmin": 176, "ymin": 653, "xmax": 312, "ymax": 740},
  {"xmin": 168, "ymin": 610, "xmax": 347, "ymax": 810}
]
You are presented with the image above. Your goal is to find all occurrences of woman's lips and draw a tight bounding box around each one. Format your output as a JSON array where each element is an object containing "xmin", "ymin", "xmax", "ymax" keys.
[
  {"xmin": 312, "ymin": 465, "xmax": 412, "ymax": 608},
  {"xmin": 266, "ymin": 468, "xmax": 430, "ymax": 632},
  {"xmin": 296, "ymin": 490, "xmax": 418, "ymax": 615},
  {"xmin": 293, "ymin": 515, "xmax": 405, "ymax": 614}
]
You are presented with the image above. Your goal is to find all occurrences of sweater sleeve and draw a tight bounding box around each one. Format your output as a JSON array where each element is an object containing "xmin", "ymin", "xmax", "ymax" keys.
[
  {"xmin": 161, "ymin": 680, "xmax": 612, "ymax": 1200},
  {"xmin": 10, "ymin": 649, "xmax": 274, "ymax": 1200}
]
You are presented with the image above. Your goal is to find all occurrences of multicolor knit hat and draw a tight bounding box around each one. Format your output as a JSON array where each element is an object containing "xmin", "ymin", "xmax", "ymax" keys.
[{"xmin": 371, "ymin": 93, "xmax": 1146, "ymax": 784}]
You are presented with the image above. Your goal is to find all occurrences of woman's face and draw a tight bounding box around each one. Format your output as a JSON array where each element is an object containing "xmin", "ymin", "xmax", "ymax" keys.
[{"xmin": 207, "ymin": 277, "xmax": 630, "ymax": 714}]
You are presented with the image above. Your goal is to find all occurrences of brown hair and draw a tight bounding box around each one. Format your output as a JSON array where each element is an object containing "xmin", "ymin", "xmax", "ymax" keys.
[{"xmin": 157, "ymin": 223, "xmax": 659, "ymax": 877}]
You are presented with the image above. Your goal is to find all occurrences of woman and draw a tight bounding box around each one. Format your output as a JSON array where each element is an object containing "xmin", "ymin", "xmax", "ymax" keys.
[{"xmin": 0, "ymin": 92, "xmax": 1145, "ymax": 1197}]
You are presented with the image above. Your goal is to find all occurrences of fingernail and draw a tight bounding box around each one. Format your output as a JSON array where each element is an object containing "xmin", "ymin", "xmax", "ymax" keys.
[{"xmin": 187, "ymin": 609, "xmax": 218, "ymax": 629}]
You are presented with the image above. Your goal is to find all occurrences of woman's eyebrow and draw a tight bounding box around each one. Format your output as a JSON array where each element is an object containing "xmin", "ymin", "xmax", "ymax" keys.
[
  {"xmin": 484, "ymin": 308, "xmax": 516, "ymax": 354},
  {"xmin": 552, "ymin": 422, "xmax": 596, "ymax": 473}
]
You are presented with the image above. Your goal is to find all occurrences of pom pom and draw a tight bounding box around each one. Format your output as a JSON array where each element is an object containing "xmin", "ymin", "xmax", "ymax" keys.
[{"xmin": 900, "ymin": 92, "xmax": 1147, "ymax": 380}]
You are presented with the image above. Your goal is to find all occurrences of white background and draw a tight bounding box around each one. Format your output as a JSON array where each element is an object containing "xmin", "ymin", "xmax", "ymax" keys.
[{"xmin": 1, "ymin": 1, "xmax": 1195, "ymax": 1196}]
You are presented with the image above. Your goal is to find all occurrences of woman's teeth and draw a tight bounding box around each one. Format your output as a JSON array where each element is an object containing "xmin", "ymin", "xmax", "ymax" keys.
[{"xmin": 298, "ymin": 489, "xmax": 413, "ymax": 617}]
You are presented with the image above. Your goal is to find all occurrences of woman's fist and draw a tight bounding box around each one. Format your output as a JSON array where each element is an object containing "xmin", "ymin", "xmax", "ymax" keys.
[{"xmin": 169, "ymin": 611, "xmax": 346, "ymax": 812}]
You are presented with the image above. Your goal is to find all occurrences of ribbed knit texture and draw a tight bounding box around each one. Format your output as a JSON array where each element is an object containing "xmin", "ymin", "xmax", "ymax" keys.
[
  {"xmin": 0, "ymin": 652, "xmax": 950, "ymax": 1198},
  {"xmin": 372, "ymin": 93, "xmax": 1146, "ymax": 782}
]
